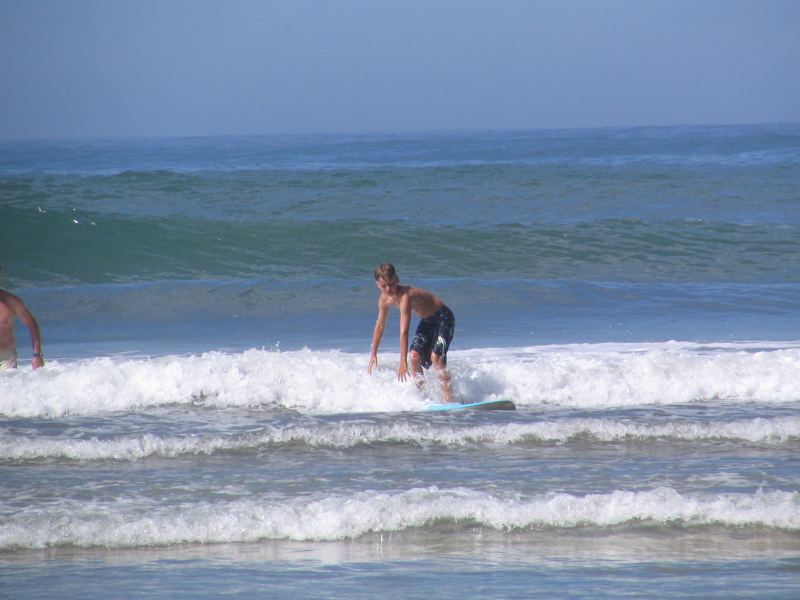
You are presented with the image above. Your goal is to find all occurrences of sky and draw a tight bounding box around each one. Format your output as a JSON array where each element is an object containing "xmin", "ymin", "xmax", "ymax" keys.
[{"xmin": 1, "ymin": 0, "xmax": 798, "ymax": 139}]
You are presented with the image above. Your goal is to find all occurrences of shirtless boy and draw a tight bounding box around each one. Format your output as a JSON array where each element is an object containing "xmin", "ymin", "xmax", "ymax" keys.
[
  {"xmin": 368, "ymin": 263, "xmax": 455, "ymax": 402},
  {"xmin": 0, "ymin": 279, "xmax": 44, "ymax": 370}
]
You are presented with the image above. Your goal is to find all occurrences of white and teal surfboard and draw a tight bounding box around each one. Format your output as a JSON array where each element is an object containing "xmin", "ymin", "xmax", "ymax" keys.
[{"xmin": 423, "ymin": 399, "xmax": 516, "ymax": 412}]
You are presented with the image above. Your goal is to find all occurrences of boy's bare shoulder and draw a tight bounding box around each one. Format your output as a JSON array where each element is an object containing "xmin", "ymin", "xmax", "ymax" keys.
[
  {"xmin": 377, "ymin": 290, "xmax": 399, "ymax": 307},
  {"xmin": 408, "ymin": 284, "xmax": 428, "ymax": 295},
  {"xmin": 378, "ymin": 285, "xmax": 412, "ymax": 308},
  {"xmin": 377, "ymin": 293, "xmax": 391, "ymax": 307},
  {"xmin": 407, "ymin": 285, "xmax": 436, "ymax": 302}
]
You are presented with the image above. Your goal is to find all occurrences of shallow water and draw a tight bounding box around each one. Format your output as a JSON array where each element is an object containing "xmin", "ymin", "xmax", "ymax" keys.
[{"xmin": 2, "ymin": 125, "xmax": 799, "ymax": 597}]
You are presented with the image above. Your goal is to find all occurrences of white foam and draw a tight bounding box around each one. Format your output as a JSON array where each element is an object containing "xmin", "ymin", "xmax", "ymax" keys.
[
  {"xmin": 2, "ymin": 415, "xmax": 797, "ymax": 461},
  {"xmin": 452, "ymin": 341, "xmax": 800, "ymax": 408},
  {"xmin": 0, "ymin": 348, "xmax": 423, "ymax": 418},
  {"xmin": 1, "ymin": 486, "xmax": 797, "ymax": 549},
  {"xmin": 1, "ymin": 341, "xmax": 799, "ymax": 418}
]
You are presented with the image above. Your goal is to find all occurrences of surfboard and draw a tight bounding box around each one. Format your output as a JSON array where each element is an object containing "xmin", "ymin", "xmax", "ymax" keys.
[{"xmin": 423, "ymin": 399, "xmax": 516, "ymax": 412}]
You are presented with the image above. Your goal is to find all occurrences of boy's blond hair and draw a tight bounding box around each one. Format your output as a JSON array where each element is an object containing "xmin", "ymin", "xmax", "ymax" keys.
[{"xmin": 374, "ymin": 263, "xmax": 397, "ymax": 281}]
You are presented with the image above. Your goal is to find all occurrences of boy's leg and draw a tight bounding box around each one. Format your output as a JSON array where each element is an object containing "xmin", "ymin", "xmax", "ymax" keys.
[
  {"xmin": 431, "ymin": 306, "xmax": 455, "ymax": 402},
  {"xmin": 409, "ymin": 350, "xmax": 424, "ymax": 376},
  {"xmin": 431, "ymin": 353, "xmax": 452, "ymax": 402},
  {"xmin": 409, "ymin": 320, "xmax": 431, "ymax": 386},
  {"xmin": 408, "ymin": 350, "xmax": 427, "ymax": 393}
]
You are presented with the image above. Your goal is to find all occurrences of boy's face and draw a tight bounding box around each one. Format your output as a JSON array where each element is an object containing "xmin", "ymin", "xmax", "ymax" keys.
[{"xmin": 375, "ymin": 275, "xmax": 398, "ymax": 297}]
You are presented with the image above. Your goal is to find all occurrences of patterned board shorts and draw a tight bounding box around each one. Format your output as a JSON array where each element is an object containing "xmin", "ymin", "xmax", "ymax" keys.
[{"xmin": 410, "ymin": 305, "xmax": 455, "ymax": 368}]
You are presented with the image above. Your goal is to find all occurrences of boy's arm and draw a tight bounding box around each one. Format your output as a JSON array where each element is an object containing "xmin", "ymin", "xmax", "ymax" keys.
[
  {"xmin": 368, "ymin": 300, "xmax": 388, "ymax": 373},
  {"xmin": 397, "ymin": 296, "xmax": 411, "ymax": 381}
]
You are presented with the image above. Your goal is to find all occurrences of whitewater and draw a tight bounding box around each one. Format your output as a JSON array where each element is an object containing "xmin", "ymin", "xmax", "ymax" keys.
[{"xmin": 2, "ymin": 341, "xmax": 799, "ymax": 418}]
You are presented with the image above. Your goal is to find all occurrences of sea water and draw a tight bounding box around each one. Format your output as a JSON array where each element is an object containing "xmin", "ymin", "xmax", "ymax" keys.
[{"xmin": 1, "ymin": 125, "xmax": 799, "ymax": 598}]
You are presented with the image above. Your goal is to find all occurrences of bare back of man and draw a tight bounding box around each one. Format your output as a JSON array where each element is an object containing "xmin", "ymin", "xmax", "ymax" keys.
[{"xmin": 0, "ymin": 289, "xmax": 44, "ymax": 370}]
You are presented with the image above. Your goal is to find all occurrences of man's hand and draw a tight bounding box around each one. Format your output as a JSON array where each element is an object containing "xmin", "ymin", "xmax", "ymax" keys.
[
  {"xmin": 32, "ymin": 355, "xmax": 44, "ymax": 369},
  {"xmin": 368, "ymin": 355, "xmax": 378, "ymax": 374}
]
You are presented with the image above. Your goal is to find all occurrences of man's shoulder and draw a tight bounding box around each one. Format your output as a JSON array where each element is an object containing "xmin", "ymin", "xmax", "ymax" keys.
[{"xmin": 0, "ymin": 290, "xmax": 22, "ymax": 309}]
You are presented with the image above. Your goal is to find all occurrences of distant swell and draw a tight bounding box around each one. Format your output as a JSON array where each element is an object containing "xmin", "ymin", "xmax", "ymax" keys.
[{"xmin": 4, "ymin": 203, "xmax": 800, "ymax": 287}]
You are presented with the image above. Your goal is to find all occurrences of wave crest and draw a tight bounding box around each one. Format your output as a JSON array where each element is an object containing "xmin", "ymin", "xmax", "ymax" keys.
[
  {"xmin": 2, "ymin": 342, "xmax": 799, "ymax": 418},
  {"xmin": 1, "ymin": 487, "xmax": 796, "ymax": 550}
]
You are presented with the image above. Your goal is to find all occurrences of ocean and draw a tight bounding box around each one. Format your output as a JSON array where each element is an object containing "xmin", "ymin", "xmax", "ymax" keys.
[{"xmin": 1, "ymin": 125, "xmax": 799, "ymax": 598}]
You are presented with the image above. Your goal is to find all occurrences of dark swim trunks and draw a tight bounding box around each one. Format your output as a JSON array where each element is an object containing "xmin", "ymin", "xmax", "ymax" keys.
[{"xmin": 410, "ymin": 305, "xmax": 455, "ymax": 368}]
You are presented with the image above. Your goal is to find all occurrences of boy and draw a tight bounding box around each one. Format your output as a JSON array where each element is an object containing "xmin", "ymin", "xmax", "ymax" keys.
[{"xmin": 368, "ymin": 263, "xmax": 455, "ymax": 402}]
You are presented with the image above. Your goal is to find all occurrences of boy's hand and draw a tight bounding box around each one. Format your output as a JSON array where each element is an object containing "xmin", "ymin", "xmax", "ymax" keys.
[
  {"xmin": 397, "ymin": 361, "xmax": 410, "ymax": 381},
  {"xmin": 368, "ymin": 355, "xmax": 378, "ymax": 374}
]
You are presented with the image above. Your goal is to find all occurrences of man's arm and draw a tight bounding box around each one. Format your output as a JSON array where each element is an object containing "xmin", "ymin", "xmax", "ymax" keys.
[
  {"xmin": 368, "ymin": 300, "xmax": 388, "ymax": 374},
  {"xmin": 7, "ymin": 293, "xmax": 44, "ymax": 369}
]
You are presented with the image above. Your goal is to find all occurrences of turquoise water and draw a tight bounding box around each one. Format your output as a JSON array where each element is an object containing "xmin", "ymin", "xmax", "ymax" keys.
[{"xmin": 1, "ymin": 125, "xmax": 799, "ymax": 598}]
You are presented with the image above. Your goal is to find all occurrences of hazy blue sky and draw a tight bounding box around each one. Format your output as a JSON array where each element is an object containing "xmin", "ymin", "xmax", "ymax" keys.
[{"xmin": 1, "ymin": 0, "xmax": 798, "ymax": 139}]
